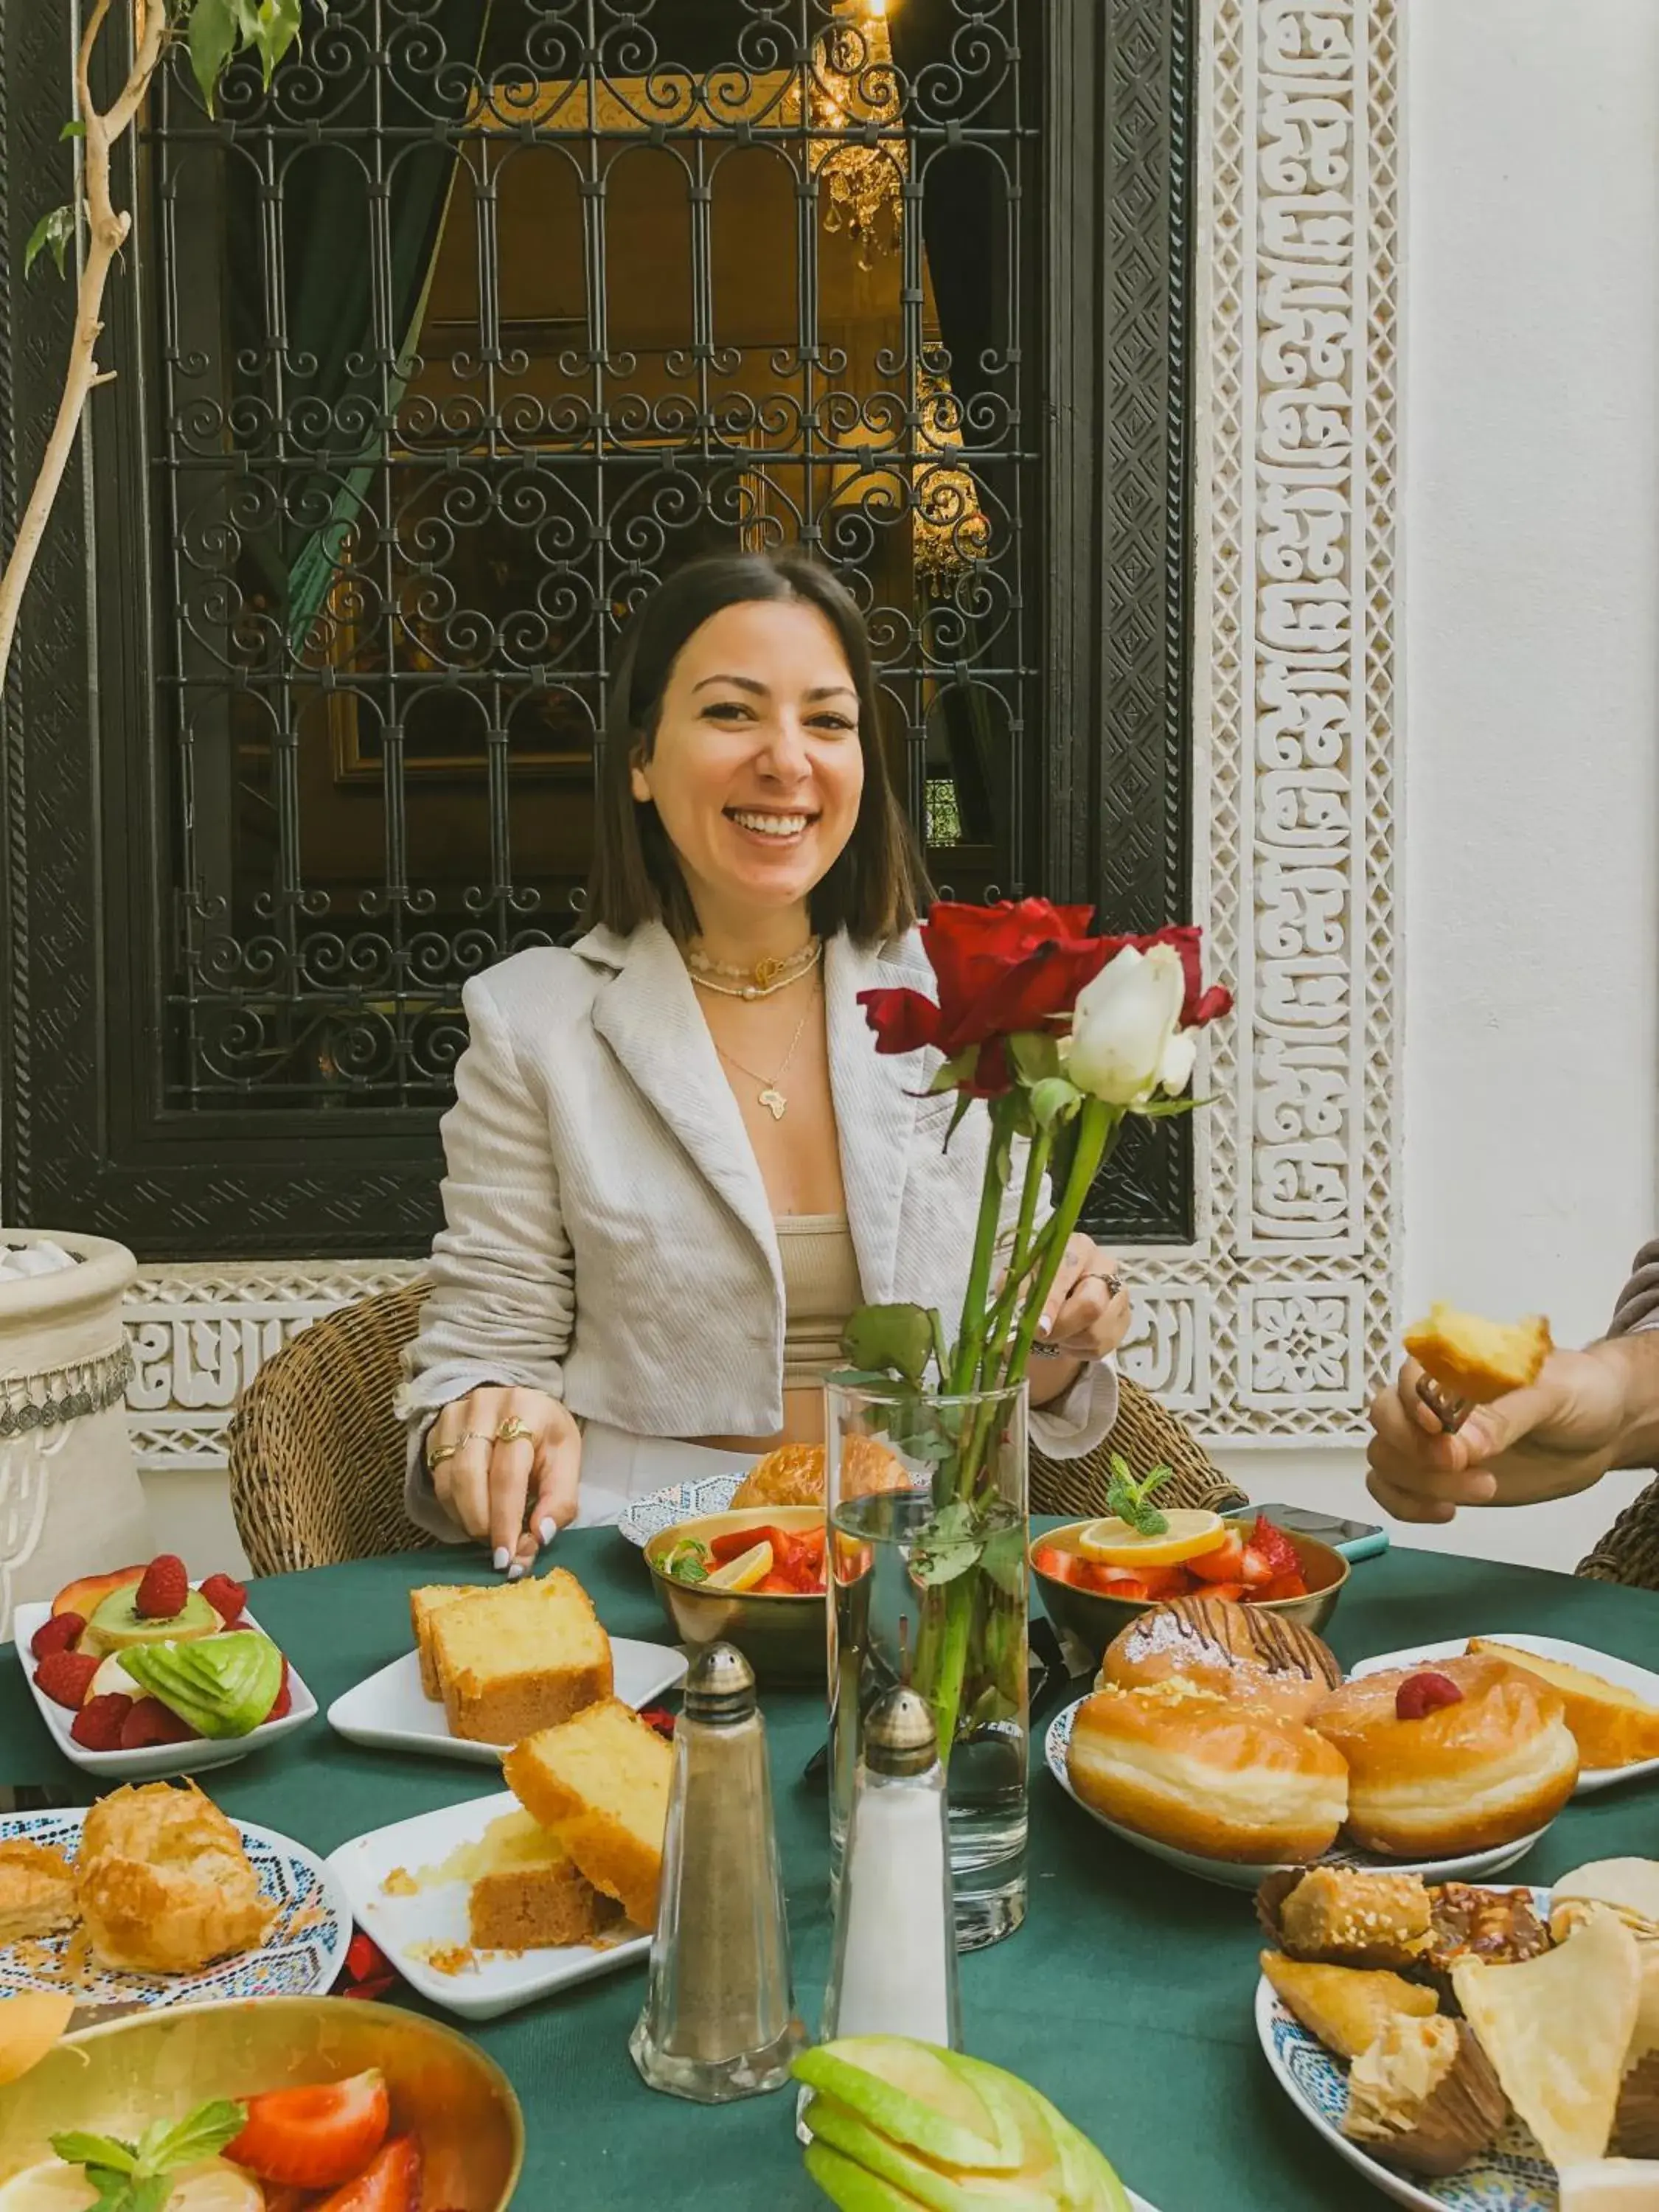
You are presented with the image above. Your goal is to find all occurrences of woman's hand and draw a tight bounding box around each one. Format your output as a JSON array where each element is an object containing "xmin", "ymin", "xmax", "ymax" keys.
[
  {"xmin": 1365, "ymin": 1344, "xmax": 1633, "ymax": 1523},
  {"xmin": 425, "ymin": 1385, "xmax": 581, "ymax": 1574},
  {"xmin": 1033, "ymin": 1237, "xmax": 1132, "ymax": 1368}
]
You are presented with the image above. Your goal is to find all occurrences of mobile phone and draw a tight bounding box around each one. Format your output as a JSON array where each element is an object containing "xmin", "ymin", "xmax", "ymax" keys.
[{"xmin": 1250, "ymin": 1505, "xmax": 1390, "ymax": 1562}]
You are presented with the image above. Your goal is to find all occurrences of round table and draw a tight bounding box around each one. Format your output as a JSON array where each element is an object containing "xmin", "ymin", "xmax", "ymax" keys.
[{"xmin": 4, "ymin": 1531, "xmax": 1657, "ymax": 2210}]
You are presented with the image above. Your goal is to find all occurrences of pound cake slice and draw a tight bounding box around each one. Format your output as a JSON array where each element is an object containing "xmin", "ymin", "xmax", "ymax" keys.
[
  {"xmin": 459, "ymin": 1809, "xmax": 625, "ymax": 1952},
  {"xmin": 429, "ymin": 1568, "xmax": 613, "ymax": 1745},
  {"xmin": 1468, "ymin": 1640, "xmax": 1659, "ymax": 1770},
  {"xmin": 409, "ymin": 1583, "xmax": 480, "ymax": 1700},
  {"xmin": 503, "ymin": 1698, "xmax": 672, "ymax": 1930}
]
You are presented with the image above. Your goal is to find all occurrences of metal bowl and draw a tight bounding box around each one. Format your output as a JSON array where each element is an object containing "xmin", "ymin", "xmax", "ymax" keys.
[
  {"xmin": 0, "ymin": 1995, "xmax": 522, "ymax": 2208},
  {"xmin": 644, "ymin": 1504, "xmax": 828, "ymax": 1687},
  {"xmin": 1029, "ymin": 1519, "xmax": 1349, "ymax": 1666}
]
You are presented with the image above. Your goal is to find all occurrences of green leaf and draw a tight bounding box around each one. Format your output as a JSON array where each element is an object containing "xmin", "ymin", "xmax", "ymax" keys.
[
  {"xmin": 979, "ymin": 1520, "xmax": 1026, "ymax": 1597},
  {"xmin": 24, "ymin": 204, "xmax": 76, "ymax": 280},
  {"xmin": 51, "ymin": 2138, "xmax": 136, "ymax": 2177},
  {"xmin": 248, "ymin": 0, "xmax": 302, "ymax": 86},
  {"xmin": 841, "ymin": 1302, "xmax": 935, "ymax": 1387},
  {"xmin": 1008, "ymin": 1032, "xmax": 1062, "ymax": 1085},
  {"xmin": 666, "ymin": 1540, "xmax": 709, "ymax": 1585},
  {"xmin": 1026, "ymin": 1075, "xmax": 1082, "ymax": 1133},
  {"xmin": 188, "ymin": 0, "xmax": 238, "ymax": 113},
  {"xmin": 60, "ymin": 119, "xmax": 85, "ymax": 139},
  {"xmin": 908, "ymin": 1500, "xmax": 983, "ymax": 1587},
  {"xmin": 145, "ymin": 2102, "xmax": 246, "ymax": 2172},
  {"xmin": 939, "ymin": 1089, "xmax": 975, "ymax": 1154},
  {"xmin": 127, "ymin": 2178, "xmax": 175, "ymax": 2212},
  {"xmin": 1103, "ymin": 1456, "xmax": 1174, "ymax": 1537},
  {"xmin": 1128, "ymin": 1094, "xmax": 1209, "ymax": 1121}
]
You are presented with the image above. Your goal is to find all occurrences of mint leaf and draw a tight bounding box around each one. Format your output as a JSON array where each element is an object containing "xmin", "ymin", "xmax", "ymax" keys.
[
  {"xmin": 51, "ymin": 2136, "xmax": 136, "ymax": 2176},
  {"xmin": 666, "ymin": 1541, "xmax": 709, "ymax": 1586},
  {"xmin": 146, "ymin": 2101, "xmax": 245, "ymax": 2171},
  {"xmin": 1104, "ymin": 1456, "xmax": 1172, "ymax": 1537}
]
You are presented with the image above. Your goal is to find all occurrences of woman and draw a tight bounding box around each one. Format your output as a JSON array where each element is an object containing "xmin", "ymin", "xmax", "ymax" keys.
[{"xmin": 400, "ymin": 550, "xmax": 1130, "ymax": 1573}]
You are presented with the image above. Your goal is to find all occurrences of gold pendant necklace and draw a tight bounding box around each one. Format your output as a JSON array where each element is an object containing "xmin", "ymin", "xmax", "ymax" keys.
[{"xmin": 714, "ymin": 990, "xmax": 816, "ymax": 1120}]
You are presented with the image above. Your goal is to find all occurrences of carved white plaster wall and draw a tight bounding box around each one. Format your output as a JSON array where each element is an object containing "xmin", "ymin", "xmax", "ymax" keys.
[{"xmin": 121, "ymin": 0, "xmax": 1401, "ymax": 1470}]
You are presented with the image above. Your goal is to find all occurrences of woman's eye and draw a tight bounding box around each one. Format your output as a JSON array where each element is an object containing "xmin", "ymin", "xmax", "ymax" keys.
[
  {"xmin": 700, "ymin": 700, "xmax": 754, "ymax": 723},
  {"xmin": 811, "ymin": 712, "xmax": 857, "ymax": 734}
]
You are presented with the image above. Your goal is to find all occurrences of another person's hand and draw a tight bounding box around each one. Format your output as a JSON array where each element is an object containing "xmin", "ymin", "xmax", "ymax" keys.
[
  {"xmin": 425, "ymin": 1385, "xmax": 581, "ymax": 1574},
  {"xmin": 1365, "ymin": 1346, "xmax": 1631, "ymax": 1523},
  {"xmin": 1037, "ymin": 1236, "xmax": 1132, "ymax": 1363}
]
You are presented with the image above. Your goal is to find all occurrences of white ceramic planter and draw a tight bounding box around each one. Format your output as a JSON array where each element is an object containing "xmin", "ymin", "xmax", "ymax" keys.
[{"xmin": 0, "ymin": 1230, "xmax": 152, "ymax": 1641}]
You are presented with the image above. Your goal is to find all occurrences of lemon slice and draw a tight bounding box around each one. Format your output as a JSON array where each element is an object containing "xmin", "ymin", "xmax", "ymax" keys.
[
  {"xmin": 706, "ymin": 1540, "xmax": 774, "ymax": 1592},
  {"xmin": 1077, "ymin": 1510, "xmax": 1226, "ymax": 1568},
  {"xmin": 0, "ymin": 2160, "xmax": 261, "ymax": 2211},
  {"xmin": 0, "ymin": 1992, "xmax": 73, "ymax": 2088}
]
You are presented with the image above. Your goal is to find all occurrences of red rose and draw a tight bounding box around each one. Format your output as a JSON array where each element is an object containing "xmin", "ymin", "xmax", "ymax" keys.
[{"xmin": 858, "ymin": 899, "xmax": 1113, "ymax": 1096}]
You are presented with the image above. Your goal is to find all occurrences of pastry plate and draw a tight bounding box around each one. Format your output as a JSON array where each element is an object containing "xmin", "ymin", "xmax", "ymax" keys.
[
  {"xmin": 327, "ymin": 1638, "xmax": 688, "ymax": 1764},
  {"xmin": 1348, "ymin": 1632, "xmax": 1659, "ymax": 1796},
  {"xmin": 617, "ymin": 1472, "xmax": 747, "ymax": 1548},
  {"xmin": 1255, "ymin": 1887, "xmax": 1554, "ymax": 2211},
  {"xmin": 13, "ymin": 1595, "xmax": 317, "ymax": 1782},
  {"xmin": 1044, "ymin": 1699, "xmax": 1548, "ymax": 1891},
  {"xmin": 327, "ymin": 1789, "xmax": 650, "ymax": 2021},
  {"xmin": 0, "ymin": 1804, "xmax": 350, "ymax": 2013}
]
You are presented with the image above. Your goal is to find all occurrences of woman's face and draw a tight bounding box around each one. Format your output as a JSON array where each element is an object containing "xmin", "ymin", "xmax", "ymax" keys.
[{"xmin": 630, "ymin": 597, "xmax": 866, "ymax": 930}]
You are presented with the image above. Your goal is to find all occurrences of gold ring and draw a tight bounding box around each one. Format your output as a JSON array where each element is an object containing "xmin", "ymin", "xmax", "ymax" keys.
[
  {"xmin": 427, "ymin": 1441, "xmax": 459, "ymax": 1469},
  {"xmin": 493, "ymin": 1416, "xmax": 534, "ymax": 1445}
]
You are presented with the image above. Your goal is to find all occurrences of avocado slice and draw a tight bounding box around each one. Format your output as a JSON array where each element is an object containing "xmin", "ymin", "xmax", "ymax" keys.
[{"xmin": 83, "ymin": 1584, "xmax": 219, "ymax": 1657}]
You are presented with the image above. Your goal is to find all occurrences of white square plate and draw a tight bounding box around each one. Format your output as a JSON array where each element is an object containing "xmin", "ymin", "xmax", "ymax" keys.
[
  {"xmin": 1348, "ymin": 1632, "xmax": 1659, "ymax": 1795},
  {"xmin": 326, "ymin": 1789, "xmax": 650, "ymax": 2020},
  {"xmin": 13, "ymin": 1594, "xmax": 317, "ymax": 1782},
  {"xmin": 326, "ymin": 1638, "xmax": 688, "ymax": 1764}
]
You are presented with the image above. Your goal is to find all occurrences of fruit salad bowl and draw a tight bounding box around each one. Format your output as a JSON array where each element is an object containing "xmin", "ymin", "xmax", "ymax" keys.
[
  {"xmin": 643, "ymin": 1505, "xmax": 829, "ymax": 1686},
  {"xmin": 0, "ymin": 1996, "xmax": 522, "ymax": 2211},
  {"xmin": 1030, "ymin": 1518, "xmax": 1349, "ymax": 1663}
]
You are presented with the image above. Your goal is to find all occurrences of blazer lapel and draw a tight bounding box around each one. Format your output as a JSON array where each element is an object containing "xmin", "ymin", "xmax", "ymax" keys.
[
  {"xmin": 828, "ymin": 933, "xmax": 927, "ymax": 1305},
  {"xmin": 588, "ymin": 923, "xmax": 778, "ymax": 1270}
]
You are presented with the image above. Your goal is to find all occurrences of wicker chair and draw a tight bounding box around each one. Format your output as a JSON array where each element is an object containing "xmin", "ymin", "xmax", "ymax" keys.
[
  {"xmin": 227, "ymin": 1281, "xmax": 1248, "ymax": 1576},
  {"xmin": 1576, "ymin": 1481, "xmax": 1659, "ymax": 1589}
]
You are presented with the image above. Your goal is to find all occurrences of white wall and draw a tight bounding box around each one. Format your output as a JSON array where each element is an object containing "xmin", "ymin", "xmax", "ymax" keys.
[{"xmin": 1216, "ymin": 0, "xmax": 1659, "ymax": 1571}]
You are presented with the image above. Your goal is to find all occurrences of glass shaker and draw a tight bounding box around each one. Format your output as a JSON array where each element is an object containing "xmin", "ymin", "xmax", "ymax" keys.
[{"xmin": 630, "ymin": 1641, "xmax": 805, "ymax": 2101}]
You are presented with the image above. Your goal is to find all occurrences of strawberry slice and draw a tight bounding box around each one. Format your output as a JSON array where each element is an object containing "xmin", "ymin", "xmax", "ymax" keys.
[
  {"xmin": 1133, "ymin": 1562, "xmax": 1195, "ymax": 1600},
  {"xmin": 1237, "ymin": 1543, "xmax": 1276, "ymax": 1588},
  {"xmin": 1032, "ymin": 1545, "xmax": 1079, "ymax": 1585},
  {"xmin": 1250, "ymin": 1515, "xmax": 1302, "ymax": 1580},
  {"xmin": 1253, "ymin": 1571, "xmax": 1310, "ymax": 1603},
  {"xmin": 1082, "ymin": 1568, "xmax": 1150, "ymax": 1599},
  {"xmin": 1188, "ymin": 1531, "xmax": 1246, "ymax": 1584},
  {"xmin": 1200, "ymin": 1580, "xmax": 1247, "ymax": 1602},
  {"xmin": 314, "ymin": 2135, "xmax": 421, "ymax": 2212},
  {"xmin": 228, "ymin": 2067, "xmax": 391, "ymax": 2189}
]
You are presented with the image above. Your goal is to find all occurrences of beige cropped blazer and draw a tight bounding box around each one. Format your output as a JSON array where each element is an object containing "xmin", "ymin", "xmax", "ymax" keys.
[{"xmin": 399, "ymin": 919, "xmax": 1119, "ymax": 1537}]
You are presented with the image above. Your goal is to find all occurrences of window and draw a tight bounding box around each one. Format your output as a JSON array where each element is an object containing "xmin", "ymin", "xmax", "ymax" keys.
[{"xmin": 0, "ymin": 0, "xmax": 1194, "ymax": 1254}]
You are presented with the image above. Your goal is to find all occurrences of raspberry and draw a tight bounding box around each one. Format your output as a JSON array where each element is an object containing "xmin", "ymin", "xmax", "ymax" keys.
[
  {"xmin": 264, "ymin": 1655, "xmax": 292, "ymax": 1723},
  {"xmin": 199, "ymin": 1573, "xmax": 248, "ymax": 1624},
  {"xmin": 1396, "ymin": 1669, "xmax": 1465, "ymax": 1722},
  {"xmin": 119, "ymin": 1697, "xmax": 197, "ymax": 1750},
  {"xmin": 133, "ymin": 1554, "xmax": 189, "ymax": 1620},
  {"xmin": 72, "ymin": 1693, "xmax": 133, "ymax": 1750},
  {"xmin": 34, "ymin": 1650, "xmax": 100, "ymax": 1710},
  {"xmin": 30, "ymin": 1612, "xmax": 84, "ymax": 1661}
]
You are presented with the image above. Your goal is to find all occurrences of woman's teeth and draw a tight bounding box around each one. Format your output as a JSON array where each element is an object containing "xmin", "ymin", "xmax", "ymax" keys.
[{"xmin": 727, "ymin": 810, "xmax": 811, "ymax": 840}]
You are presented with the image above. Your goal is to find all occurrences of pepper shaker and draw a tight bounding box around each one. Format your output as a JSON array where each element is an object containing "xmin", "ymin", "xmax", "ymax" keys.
[
  {"xmin": 630, "ymin": 1641, "xmax": 805, "ymax": 2101},
  {"xmin": 821, "ymin": 1681, "xmax": 961, "ymax": 2047}
]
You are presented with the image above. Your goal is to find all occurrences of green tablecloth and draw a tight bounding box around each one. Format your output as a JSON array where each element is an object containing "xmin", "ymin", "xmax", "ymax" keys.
[{"xmin": 4, "ymin": 1535, "xmax": 1658, "ymax": 2211}]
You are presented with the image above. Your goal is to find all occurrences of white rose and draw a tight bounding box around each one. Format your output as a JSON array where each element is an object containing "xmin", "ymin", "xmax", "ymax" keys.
[{"xmin": 1065, "ymin": 944, "xmax": 1185, "ymax": 1106}]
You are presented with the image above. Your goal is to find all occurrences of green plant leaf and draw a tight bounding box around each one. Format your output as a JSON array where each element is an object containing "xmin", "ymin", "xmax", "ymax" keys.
[
  {"xmin": 24, "ymin": 204, "xmax": 76, "ymax": 280},
  {"xmin": 841, "ymin": 1302, "xmax": 935, "ymax": 1386},
  {"xmin": 1008, "ymin": 1031, "xmax": 1062, "ymax": 1085},
  {"xmin": 908, "ymin": 1500, "xmax": 982, "ymax": 1587},
  {"xmin": 939, "ymin": 1088, "xmax": 975, "ymax": 1153},
  {"xmin": 1026, "ymin": 1074, "xmax": 1082, "ymax": 1133},
  {"xmin": 60, "ymin": 119, "xmax": 85, "ymax": 139},
  {"xmin": 51, "ymin": 2138, "xmax": 136, "ymax": 2177},
  {"xmin": 979, "ymin": 1519, "xmax": 1026, "ymax": 1596},
  {"xmin": 1103, "ymin": 1456, "xmax": 1174, "ymax": 1537},
  {"xmin": 188, "ymin": 0, "xmax": 238, "ymax": 112}
]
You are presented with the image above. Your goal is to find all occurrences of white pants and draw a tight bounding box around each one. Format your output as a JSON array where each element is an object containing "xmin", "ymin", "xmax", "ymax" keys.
[{"xmin": 573, "ymin": 1422, "xmax": 763, "ymax": 1528}]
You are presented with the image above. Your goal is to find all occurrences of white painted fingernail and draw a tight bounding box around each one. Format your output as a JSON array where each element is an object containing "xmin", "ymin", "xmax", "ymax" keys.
[
  {"xmin": 507, "ymin": 1561, "xmax": 526, "ymax": 1582},
  {"xmin": 493, "ymin": 1545, "xmax": 510, "ymax": 1572},
  {"xmin": 539, "ymin": 1518, "xmax": 557, "ymax": 1545},
  {"xmin": 1037, "ymin": 1314, "xmax": 1051, "ymax": 1336}
]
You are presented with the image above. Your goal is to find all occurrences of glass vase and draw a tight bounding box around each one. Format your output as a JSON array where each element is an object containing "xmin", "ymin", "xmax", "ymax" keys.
[{"xmin": 825, "ymin": 1377, "xmax": 1029, "ymax": 1951}]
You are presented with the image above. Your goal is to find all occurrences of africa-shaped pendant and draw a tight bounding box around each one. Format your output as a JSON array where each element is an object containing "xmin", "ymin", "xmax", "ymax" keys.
[{"xmin": 758, "ymin": 1088, "xmax": 787, "ymax": 1121}]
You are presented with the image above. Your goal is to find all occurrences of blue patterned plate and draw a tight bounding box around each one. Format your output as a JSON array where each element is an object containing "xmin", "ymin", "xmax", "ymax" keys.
[
  {"xmin": 1044, "ymin": 1698, "xmax": 1549, "ymax": 1890},
  {"xmin": 0, "ymin": 1804, "xmax": 351, "ymax": 2012},
  {"xmin": 1254, "ymin": 1895, "xmax": 1556, "ymax": 2210},
  {"xmin": 617, "ymin": 1472, "xmax": 746, "ymax": 1548}
]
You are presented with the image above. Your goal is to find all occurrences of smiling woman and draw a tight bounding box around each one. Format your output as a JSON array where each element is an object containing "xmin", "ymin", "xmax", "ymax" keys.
[{"xmin": 398, "ymin": 550, "xmax": 1133, "ymax": 1573}]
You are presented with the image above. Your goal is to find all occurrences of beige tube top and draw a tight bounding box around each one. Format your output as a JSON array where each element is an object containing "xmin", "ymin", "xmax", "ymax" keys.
[{"xmin": 776, "ymin": 1214, "xmax": 863, "ymax": 1389}]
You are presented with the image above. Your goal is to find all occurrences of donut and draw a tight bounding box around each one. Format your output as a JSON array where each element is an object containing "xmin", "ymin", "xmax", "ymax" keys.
[
  {"xmin": 1310, "ymin": 1655, "xmax": 1580, "ymax": 1857},
  {"xmin": 1066, "ymin": 1677, "xmax": 1349, "ymax": 1863},
  {"xmin": 1100, "ymin": 1595, "xmax": 1343, "ymax": 1722}
]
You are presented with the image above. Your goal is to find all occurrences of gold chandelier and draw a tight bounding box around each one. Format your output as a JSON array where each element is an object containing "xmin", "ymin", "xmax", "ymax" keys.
[{"xmin": 811, "ymin": 1, "xmax": 903, "ymax": 267}]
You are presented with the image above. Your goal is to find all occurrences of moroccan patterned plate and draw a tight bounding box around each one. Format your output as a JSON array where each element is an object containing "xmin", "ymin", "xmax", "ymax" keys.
[
  {"xmin": 1044, "ymin": 1698, "xmax": 1549, "ymax": 1891},
  {"xmin": 1254, "ymin": 1894, "xmax": 1556, "ymax": 2211},
  {"xmin": 616, "ymin": 1472, "xmax": 746, "ymax": 1547},
  {"xmin": 0, "ymin": 1805, "xmax": 350, "ymax": 2013}
]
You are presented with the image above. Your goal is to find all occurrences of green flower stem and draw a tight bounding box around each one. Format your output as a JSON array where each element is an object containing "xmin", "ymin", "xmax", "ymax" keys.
[
  {"xmin": 949, "ymin": 1093, "xmax": 1018, "ymax": 1395},
  {"xmin": 1004, "ymin": 1098, "xmax": 1121, "ymax": 1388}
]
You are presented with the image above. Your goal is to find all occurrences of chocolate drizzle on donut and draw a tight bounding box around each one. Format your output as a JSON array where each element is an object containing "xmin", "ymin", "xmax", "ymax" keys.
[{"xmin": 1110, "ymin": 1596, "xmax": 1343, "ymax": 1690}]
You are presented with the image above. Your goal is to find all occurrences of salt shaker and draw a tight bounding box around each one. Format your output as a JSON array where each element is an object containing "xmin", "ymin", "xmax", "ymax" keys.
[
  {"xmin": 630, "ymin": 1641, "xmax": 805, "ymax": 2101},
  {"xmin": 821, "ymin": 1682, "xmax": 961, "ymax": 2047}
]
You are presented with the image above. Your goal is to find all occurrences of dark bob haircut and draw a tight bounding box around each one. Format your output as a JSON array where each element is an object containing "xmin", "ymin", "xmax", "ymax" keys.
[{"xmin": 585, "ymin": 549, "xmax": 930, "ymax": 947}]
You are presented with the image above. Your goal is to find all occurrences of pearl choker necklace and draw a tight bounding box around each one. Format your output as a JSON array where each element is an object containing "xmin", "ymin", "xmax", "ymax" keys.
[{"xmin": 685, "ymin": 937, "xmax": 823, "ymax": 1000}]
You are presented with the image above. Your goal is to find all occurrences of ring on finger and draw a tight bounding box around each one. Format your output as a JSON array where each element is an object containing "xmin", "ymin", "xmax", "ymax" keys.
[
  {"xmin": 427, "ymin": 1440, "xmax": 460, "ymax": 1469},
  {"xmin": 493, "ymin": 1416, "xmax": 534, "ymax": 1445},
  {"xmin": 1098, "ymin": 1270, "xmax": 1124, "ymax": 1298}
]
